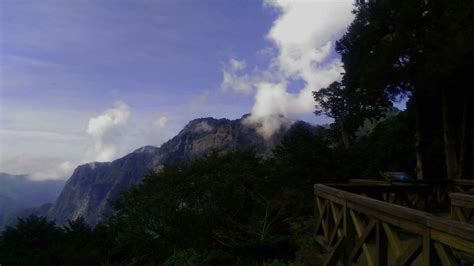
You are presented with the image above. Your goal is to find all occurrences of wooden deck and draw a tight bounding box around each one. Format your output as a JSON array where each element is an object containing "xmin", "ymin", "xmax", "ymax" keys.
[{"xmin": 312, "ymin": 180, "xmax": 474, "ymax": 265}]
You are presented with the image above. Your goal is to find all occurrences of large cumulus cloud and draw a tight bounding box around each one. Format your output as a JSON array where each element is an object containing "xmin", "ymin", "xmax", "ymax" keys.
[
  {"xmin": 223, "ymin": 0, "xmax": 354, "ymax": 138},
  {"xmin": 86, "ymin": 101, "xmax": 131, "ymax": 162}
]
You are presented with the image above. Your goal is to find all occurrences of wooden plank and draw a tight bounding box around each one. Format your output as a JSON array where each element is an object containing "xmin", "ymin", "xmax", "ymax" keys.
[
  {"xmin": 422, "ymin": 229, "xmax": 431, "ymax": 266},
  {"xmin": 330, "ymin": 201, "xmax": 344, "ymax": 238},
  {"xmin": 346, "ymin": 201, "xmax": 426, "ymax": 234},
  {"xmin": 428, "ymin": 217, "xmax": 474, "ymax": 241},
  {"xmin": 322, "ymin": 210, "xmax": 329, "ymax": 244},
  {"xmin": 314, "ymin": 183, "xmax": 474, "ymax": 264},
  {"xmin": 324, "ymin": 237, "xmax": 345, "ymax": 266},
  {"xmin": 315, "ymin": 184, "xmax": 431, "ymax": 226},
  {"xmin": 316, "ymin": 184, "xmax": 474, "ymax": 240},
  {"xmin": 382, "ymin": 222, "xmax": 402, "ymax": 258},
  {"xmin": 343, "ymin": 202, "xmax": 357, "ymax": 266},
  {"xmin": 315, "ymin": 198, "xmax": 328, "ymax": 236},
  {"xmin": 328, "ymin": 210, "xmax": 343, "ymax": 246},
  {"xmin": 321, "ymin": 185, "xmax": 433, "ymax": 197},
  {"xmin": 349, "ymin": 179, "xmax": 390, "ymax": 185},
  {"xmin": 451, "ymin": 199, "xmax": 474, "ymax": 209},
  {"xmin": 450, "ymin": 192, "xmax": 474, "ymax": 202},
  {"xmin": 375, "ymin": 221, "xmax": 388, "ymax": 266},
  {"xmin": 349, "ymin": 210, "xmax": 375, "ymax": 266},
  {"xmin": 350, "ymin": 219, "xmax": 376, "ymax": 261},
  {"xmin": 315, "ymin": 235, "xmax": 332, "ymax": 252},
  {"xmin": 317, "ymin": 190, "xmax": 346, "ymax": 205},
  {"xmin": 433, "ymin": 242, "xmax": 459, "ymax": 266},
  {"xmin": 430, "ymin": 229, "xmax": 474, "ymax": 254},
  {"xmin": 397, "ymin": 238, "xmax": 422, "ymax": 265},
  {"xmin": 450, "ymin": 192, "xmax": 474, "ymax": 212},
  {"xmin": 453, "ymin": 206, "xmax": 467, "ymax": 223},
  {"xmin": 453, "ymin": 179, "xmax": 474, "ymax": 186}
]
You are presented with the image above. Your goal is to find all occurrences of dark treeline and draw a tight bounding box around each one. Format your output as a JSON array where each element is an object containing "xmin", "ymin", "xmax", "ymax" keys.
[{"xmin": 1, "ymin": 0, "xmax": 473, "ymax": 265}]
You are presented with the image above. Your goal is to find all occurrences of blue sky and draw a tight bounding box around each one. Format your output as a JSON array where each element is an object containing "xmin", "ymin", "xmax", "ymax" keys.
[
  {"xmin": 0, "ymin": 0, "xmax": 357, "ymax": 179},
  {"xmin": 1, "ymin": 1, "xmax": 273, "ymax": 112}
]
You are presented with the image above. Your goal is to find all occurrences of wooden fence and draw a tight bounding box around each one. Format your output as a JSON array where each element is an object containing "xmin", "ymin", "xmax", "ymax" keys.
[
  {"xmin": 314, "ymin": 184, "xmax": 474, "ymax": 265},
  {"xmin": 450, "ymin": 192, "xmax": 474, "ymax": 225}
]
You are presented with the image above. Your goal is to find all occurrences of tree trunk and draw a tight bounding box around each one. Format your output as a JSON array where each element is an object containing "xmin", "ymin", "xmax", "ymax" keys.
[
  {"xmin": 412, "ymin": 91, "xmax": 425, "ymax": 180},
  {"xmin": 458, "ymin": 96, "xmax": 469, "ymax": 179},
  {"xmin": 339, "ymin": 119, "xmax": 351, "ymax": 149},
  {"xmin": 441, "ymin": 87, "xmax": 459, "ymax": 180}
]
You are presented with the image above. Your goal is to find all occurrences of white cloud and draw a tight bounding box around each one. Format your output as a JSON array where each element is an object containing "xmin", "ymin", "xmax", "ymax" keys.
[
  {"xmin": 220, "ymin": 58, "xmax": 254, "ymax": 95},
  {"xmin": 0, "ymin": 108, "xmax": 90, "ymax": 180},
  {"xmin": 224, "ymin": 0, "xmax": 354, "ymax": 137},
  {"xmin": 186, "ymin": 91, "xmax": 210, "ymax": 115},
  {"xmin": 153, "ymin": 116, "xmax": 168, "ymax": 130},
  {"xmin": 0, "ymin": 155, "xmax": 77, "ymax": 181},
  {"xmin": 0, "ymin": 129, "xmax": 84, "ymax": 141},
  {"xmin": 229, "ymin": 58, "xmax": 246, "ymax": 71},
  {"xmin": 86, "ymin": 101, "xmax": 131, "ymax": 162},
  {"xmin": 41, "ymin": 101, "xmax": 132, "ymax": 179},
  {"xmin": 30, "ymin": 160, "xmax": 76, "ymax": 181},
  {"xmin": 257, "ymin": 47, "xmax": 276, "ymax": 58},
  {"xmin": 151, "ymin": 116, "xmax": 169, "ymax": 146},
  {"xmin": 0, "ymin": 100, "xmax": 172, "ymax": 180},
  {"xmin": 193, "ymin": 121, "xmax": 214, "ymax": 133}
]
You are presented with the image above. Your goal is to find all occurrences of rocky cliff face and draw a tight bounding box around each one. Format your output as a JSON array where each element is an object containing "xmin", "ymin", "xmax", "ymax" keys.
[
  {"xmin": 47, "ymin": 116, "xmax": 290, "ymax": 225},
  {"xmin": 46, "ymin": 149, "xmax": 157, "ymax": 225}
]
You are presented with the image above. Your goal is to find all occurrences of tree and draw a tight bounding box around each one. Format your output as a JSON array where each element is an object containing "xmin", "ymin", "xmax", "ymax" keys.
[
  {"xmin": 109, "ymin": 150, "xmax": 292, "ymax": 263},
  {"xmin": 313, "ymin": 81, "xmax": 353, "ymax": 148},
  {"xmin": 333, "ymin": 0, "xmax": 474, "ymax": 179},
  {"xmin": 0, "ymin": 215, "xmax": 63, "ymax": 265}
]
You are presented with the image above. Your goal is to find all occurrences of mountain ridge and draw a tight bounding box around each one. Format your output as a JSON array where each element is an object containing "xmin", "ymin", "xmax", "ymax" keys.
[{"xmin": 43, "ymin": 115, "xmax": 300, "ymax": 225}]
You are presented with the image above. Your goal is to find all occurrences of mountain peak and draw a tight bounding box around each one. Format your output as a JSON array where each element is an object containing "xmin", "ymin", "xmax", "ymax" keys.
[{"xmin": 43, "ymin": 115, "xmax": 316, "ymax": 225}]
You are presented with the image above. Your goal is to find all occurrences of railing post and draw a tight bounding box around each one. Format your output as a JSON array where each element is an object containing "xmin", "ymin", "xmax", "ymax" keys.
[
  {"xmin": 324, "ymin": 200, "xmax": 329, "ymax": 244},
  {"xmin": 422, "ymin": 228, "xmax": 431, "ymax": 266},
  {"xmin": 375, "ymin": 220, "xmax": 387, "ymax": 266},
  {"xmin": 343, "ymin": 199, "xmax": 356, "ymax": 265},
  {"xmin": 314, "ymin": 196, "xmax": 320, "ymax": 228}
]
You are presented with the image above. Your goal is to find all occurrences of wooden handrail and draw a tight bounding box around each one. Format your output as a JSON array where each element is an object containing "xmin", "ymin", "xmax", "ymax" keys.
[
  {"xmin": 314, "ymin": 183, "xmax": 474, "ymax": 265},
  {"xmin": 450, "ymin": 192, "xmax": 474, "ymax": 224}
]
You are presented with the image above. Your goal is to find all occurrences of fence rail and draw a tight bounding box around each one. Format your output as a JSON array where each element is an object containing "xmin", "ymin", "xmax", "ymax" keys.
[
  {"xmin": 450, "ymin": 192, "xmax": 474, "ymax": 224},
  {"xmin": 314, "ymin": 184, "xmax": 474, "ymax": 265}
]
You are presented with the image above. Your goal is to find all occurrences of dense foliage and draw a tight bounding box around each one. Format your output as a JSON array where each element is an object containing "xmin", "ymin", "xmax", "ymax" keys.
[
  {"xmin": 316, "ymin": 0, "xmax": 474, "ymax": 180},
  {"xmin": 0, "ymin": 216, "xmax": 114, "ymax": 265}
]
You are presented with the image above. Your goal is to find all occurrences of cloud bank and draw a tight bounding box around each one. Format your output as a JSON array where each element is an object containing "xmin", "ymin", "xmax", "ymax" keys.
[
  {"xmin": 0, "ymin": 100, "xmax": 176, "ymax": 180},
  {"xmin": 223, "ymin": 0, "xmax": 354, "ymax": 138}
]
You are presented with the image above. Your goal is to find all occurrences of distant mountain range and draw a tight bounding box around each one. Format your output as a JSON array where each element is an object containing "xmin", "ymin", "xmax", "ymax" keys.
[
  {"xmin": 23, "ymin": 115, "xmax": 304, "ymax": 226},
  {"xmin": 0, "ymin": 173, "xmax": 65, "ymax": 229}
]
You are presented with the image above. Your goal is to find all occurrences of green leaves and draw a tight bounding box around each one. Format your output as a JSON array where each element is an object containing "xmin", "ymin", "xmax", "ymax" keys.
[{"xmin": 109, "ymin": 149, "xmax": 292, "ymax": 262}]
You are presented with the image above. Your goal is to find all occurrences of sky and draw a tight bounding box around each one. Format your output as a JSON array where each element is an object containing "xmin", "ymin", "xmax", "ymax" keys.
[{"xmin": 0, "ymin": 0, "xmax": 356, "ymax": 180}]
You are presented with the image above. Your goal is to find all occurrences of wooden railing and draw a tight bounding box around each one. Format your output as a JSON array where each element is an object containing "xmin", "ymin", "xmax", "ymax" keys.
[
  {"xmin": 327, "ymin": 179, "xmax": 474, "ymax": 212},
  {"xmin": 452, "ymin": 180, "xmax": 474, "ymax": 194},
  {"xmin": 329, "ymin": 181, "xmax": 445, "ymax": 211},
  {"xmin": 314, "ymin": 184, "xmax": 474, "ymax": 265},
  {"xmin": 450, "ymin": 193, "xmax": 474, "ymax": 224}
]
